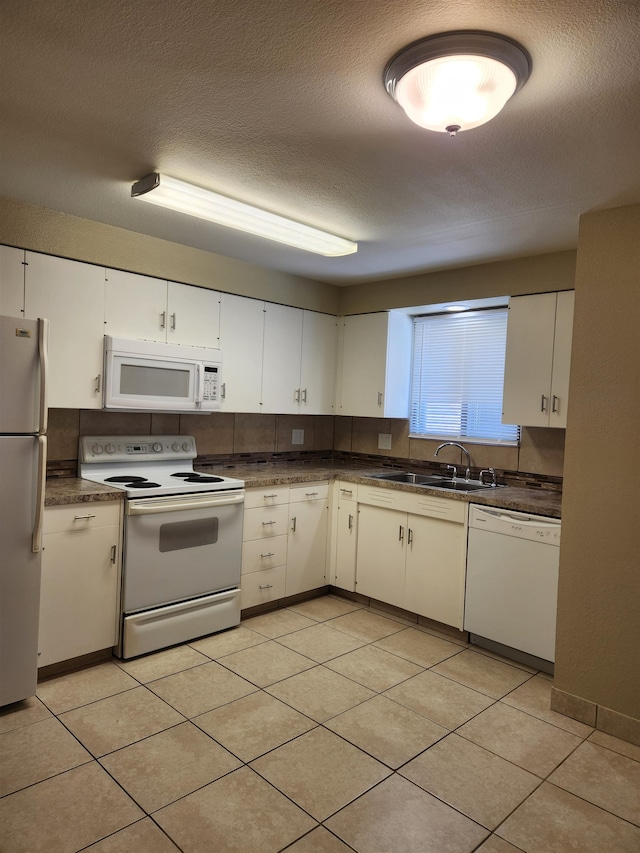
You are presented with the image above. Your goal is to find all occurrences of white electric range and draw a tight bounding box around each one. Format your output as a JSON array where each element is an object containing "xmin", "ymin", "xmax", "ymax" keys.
[{"xmin": 79, "ymin": 436, "xmax": 245, "ymax": 659}]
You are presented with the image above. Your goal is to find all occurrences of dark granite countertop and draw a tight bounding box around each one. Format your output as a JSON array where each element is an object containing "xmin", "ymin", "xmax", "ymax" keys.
[
  {"xmin": 46, "ymin": 462, "xmax": 561, "ymax": 517},
  {"xmin": 197, "ymin": 461, "xmax": 562, "ymax": 518},
  {"xmin": 45, "ymin": 478, "xmax": 123, "ymax": 507}
]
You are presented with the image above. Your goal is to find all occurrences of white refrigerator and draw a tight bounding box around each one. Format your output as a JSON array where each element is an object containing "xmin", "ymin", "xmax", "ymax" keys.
[{"xmin": 0, "ymin": 315, "xmax": 48, "ymax": 706}]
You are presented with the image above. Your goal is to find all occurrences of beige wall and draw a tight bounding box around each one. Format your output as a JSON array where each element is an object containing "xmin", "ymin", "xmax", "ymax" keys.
[
  {"xmin": 0, "ymin": 196, "xmax": 340, "ymax": 314},
  {"xmin": 554, "ymin": 203, "xmax": 640, "ymax": 721},
  {"xmin": 338, "ymin": 251, "xmax": 577, "ymax": 315}
]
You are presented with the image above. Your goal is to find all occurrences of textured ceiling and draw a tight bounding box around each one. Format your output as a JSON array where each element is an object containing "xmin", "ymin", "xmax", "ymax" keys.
[{"xmin": 1, "ymin": 0, "xmax": 639, "ymax": 284}]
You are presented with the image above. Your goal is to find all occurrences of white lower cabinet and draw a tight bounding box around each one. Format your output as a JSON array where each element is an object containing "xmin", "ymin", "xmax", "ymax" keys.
[
  {"xmin": 286, "ymin": 484, "xmax": 329, "ymax": 596},
  {"xmin": 241, "ymin": 482, "xmax": 329, "ymax": 607},
  {"xmin": 38, "ymin": 502, "xmax": 122, "ymax": 667},
  {"xmin": 355, "ymin": 486, "xmax": 468, "ymax": 629},
  {"xmin": 241, "ymin": 485, "xmax": 289, "ymax": 609},
  {"xmin": 330, "ymin": 481, "xmax": 358, "ymax": 592}
]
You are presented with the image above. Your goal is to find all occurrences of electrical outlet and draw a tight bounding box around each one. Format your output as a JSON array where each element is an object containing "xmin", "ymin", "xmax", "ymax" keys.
[
  {"xmin": 378, "ymin": 433, "xmax": 392, "ymax": 450},
  {"xmin": 292, "ymin": 429, "xmax": 304, "ymax": 445}
]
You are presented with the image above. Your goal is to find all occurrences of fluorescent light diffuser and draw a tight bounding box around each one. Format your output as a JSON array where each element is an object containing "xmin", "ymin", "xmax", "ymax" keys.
[{"xmin": 131, "ymin": 173, "xmax": 357, "ymax": 257}]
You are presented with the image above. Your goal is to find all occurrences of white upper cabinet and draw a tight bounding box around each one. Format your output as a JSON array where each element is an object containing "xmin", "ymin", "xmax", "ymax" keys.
[
  {"xmin": 104, "ymin": 269, "xmax": 167, "ymax": 342},
  {"xmin": 300, "ymin": 311, "xmax": 337, "ymax": 414},
  {"xmin": 218, "ymin": 293, "xmax": 265, "ymax": 412},
  {"xmin": 167, "ymin": 280, "xmax": 220, "ymax": 348},
  {"xmin": 337, "ymin": 312, "xmax": 412, "ymax": 418},
  {"xmin": 261, "ymin": 305, "xmax": 337, "ymax": 415},
  {"xmin": 0, "ymin": 246, "xmax": 25, "ymax": 317},
  {"xmin": 261, "ymin": 303, "xmax": 304, "ymax": 414},
  {"xmin": 105, "ymin": 270, "xmax": 220, "ymax": 348},
  {"xmin": 24, "ymin": 252, "xmax": 105, "ymax": 409},
  {"xmin": 502, "ymin": 291, "xmax": 575, "ymax": 428}
]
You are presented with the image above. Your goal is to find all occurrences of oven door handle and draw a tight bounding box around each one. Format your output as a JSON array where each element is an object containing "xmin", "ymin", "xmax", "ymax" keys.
[{"xmin": 127, "ymin": 491, "xmax": 245, "ymax": 515}]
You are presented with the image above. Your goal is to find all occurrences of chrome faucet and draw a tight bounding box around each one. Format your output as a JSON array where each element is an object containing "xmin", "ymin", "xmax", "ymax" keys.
[{"xmin": 434, "ymin": 442, "xmax": 471, "ymax": 481}]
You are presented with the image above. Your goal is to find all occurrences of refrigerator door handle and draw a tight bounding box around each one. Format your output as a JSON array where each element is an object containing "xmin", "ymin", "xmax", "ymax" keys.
[
  {"xmin": 32, "ymin": 435, "xmax": 47, "ymax": 553},
  {"xmin": 38, "ymin": 318, "xmax": 49, "ymax": 434}
]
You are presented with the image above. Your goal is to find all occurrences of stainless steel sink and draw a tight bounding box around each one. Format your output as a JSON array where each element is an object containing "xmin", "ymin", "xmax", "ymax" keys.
[
  {"xmin": 373, "ymin": 472, "xmax": 445, "ymax": 486},
  {"xmin": 372, "ymin": 471, "xmax": 500, "ymax": 492}
]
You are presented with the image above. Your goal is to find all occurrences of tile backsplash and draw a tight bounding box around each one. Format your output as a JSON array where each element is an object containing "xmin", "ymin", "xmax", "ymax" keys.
[{"xmin": 47, "ymin": 411, "xmax": 565, "ymax": 481}]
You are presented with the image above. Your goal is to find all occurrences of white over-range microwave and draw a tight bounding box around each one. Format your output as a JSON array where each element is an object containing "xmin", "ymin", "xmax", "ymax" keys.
[{"xmin": 104, "ymin": 336, "xmax": 222, "ymax": 412}]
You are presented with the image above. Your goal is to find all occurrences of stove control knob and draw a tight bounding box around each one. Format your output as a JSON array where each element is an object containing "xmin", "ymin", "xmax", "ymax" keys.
[
  {"xmin": 105, "ymin": 444, "xmax": 116, "ymax": 454},
  {"xmin": 92, "ymin": 443, "xmax": 103, "ymax": 455},
  {"xmin": 152, "ymin": 442, "xmax": 163, "ymax": 453},
  {"xmin": 182, "ymin": 441, "xmax": 191, "ymax": 452},
  {"xmin": 171, "ymin": 441, "xmax": 181, "ymax": 452}
]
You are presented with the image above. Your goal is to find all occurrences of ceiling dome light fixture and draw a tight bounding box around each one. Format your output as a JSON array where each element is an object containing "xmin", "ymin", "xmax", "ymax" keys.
[{"xmin": 384, "ymin": 31, "xmax": 531, "ymax": 135}]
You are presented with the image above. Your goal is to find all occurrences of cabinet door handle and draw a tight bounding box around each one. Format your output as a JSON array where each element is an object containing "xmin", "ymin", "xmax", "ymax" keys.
[
  {"xmin": 348, "ymin": 513, "xmax": 354, "ymax": 530},
  {"xmin": 378, "ymin": 392, "xmax": 383, "ymax": 407},
  {"xmin": 540, "ymin": 394, "xmax": 548, "ymax": 412},
  {"xmin": 398, "ymin": 525, "xmax": 404, "ymax": 542},
  {"xmin": 262, "ymin": 520, "xmax": 276, "ymax": 526},
  {"xmin": 552, "ymin": 395, "xmax": 559, "ymax": 413},
  {"xmin": 260, "ymin": 552, "xmax": 275, "ymax": 559},
  {"xmin": 221, "ymin": 382, "xmax": 226, "ymax": 400},
  {"xmin": 302, "ymin": 388, "xmax": 307, "ymax": 403},
  {"xmin": 73, "ymin": 514, "xmax": 96, "ymax": 520},
  {"xmin": 291, "ymin": 516, "xmax": 297, "ymax": 532},
  {"xmin": 160, "ymin": 310, "xmax": 166, "ymax": 329},
  {"xmin": 94, "ymin": 375, "xmax": 101, "ymax": 394},
  {"xmin": 110, "ymin": 544, "xmax": 117, "ymax": 564},
  {"xmin": 259, "ymin": 584, "xmax": 273, "ymax": 590},
  {"xmin": 294, "ymin": 388, "xmax": 300, "ymax": 403},
  {"xmin": 407, "ymin": 528, "xmax": 413, "ymax": 546},
  {"xmin": 170, "ymin": 312, "xmax": 176, "ymax": 330}
]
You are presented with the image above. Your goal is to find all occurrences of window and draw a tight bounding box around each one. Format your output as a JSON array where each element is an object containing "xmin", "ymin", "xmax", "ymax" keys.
[{"xmin": 410, "ymin": 308, "xmax": 519, "ymax": 444}]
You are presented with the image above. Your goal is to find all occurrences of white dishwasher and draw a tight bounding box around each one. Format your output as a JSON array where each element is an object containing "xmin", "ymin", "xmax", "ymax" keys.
[{"xmin": 465, "ymin": 505, "xmax": 561, "ymax": 671}]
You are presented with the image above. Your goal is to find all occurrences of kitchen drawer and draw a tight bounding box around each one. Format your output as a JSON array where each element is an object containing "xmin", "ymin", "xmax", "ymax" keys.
[
  {"xmin": 244, "ymin": 485, "xmax": 290, "ymax": 509},
  {"xmin": 335, "ymin": 481, "xmax": 357, "ymax": 502},
  {"xmin": 289, "ymin": 481, "xmax": 329, "ymax": 503},
  {"xmin": 44, "ymin": 501, "xmax": 121, "ymax": 534},
  {"xmin": 242, "ymin": 535, "xmax": 287, "ymax": 575},
  {"xmin": 241, "ymin": 566, "xmax": 286, "ymax": 609},
  {"xmin": 357, "ymin": 485, "xmax": 466, "ymax": 523},
  {"xmin": 242, "ymin": 504, "xmax": 289, "ymax": 540}
]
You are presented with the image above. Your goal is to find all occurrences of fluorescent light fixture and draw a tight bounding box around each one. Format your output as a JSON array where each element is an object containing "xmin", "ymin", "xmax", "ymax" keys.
[
  {"xmin": 444, "ymin": 304, "xmax": 470, "ymax": 312},
  {"xmin": 384, "ymin": 31, "xmax": 531, "ymax": 135},
  {"xmin": 131, "ymin": 173, "xmax": 357, "ymax": 257}
]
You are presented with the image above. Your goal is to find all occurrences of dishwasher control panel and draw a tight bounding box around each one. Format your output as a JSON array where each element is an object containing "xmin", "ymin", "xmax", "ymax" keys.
[{"xmin": 469, "ymin": 505, "xmax": 561, "ymax": 545}]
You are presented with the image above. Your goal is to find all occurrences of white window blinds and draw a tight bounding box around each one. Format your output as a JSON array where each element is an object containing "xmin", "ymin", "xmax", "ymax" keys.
[{"xmin": 410, "ymin": 308, "xmax": 519, "ymax": 444}]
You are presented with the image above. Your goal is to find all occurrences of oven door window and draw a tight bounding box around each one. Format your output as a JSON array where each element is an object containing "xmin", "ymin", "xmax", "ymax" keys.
[{"xmin": 159, "ymin": 517, "xmax": 218, "ymax": 552}]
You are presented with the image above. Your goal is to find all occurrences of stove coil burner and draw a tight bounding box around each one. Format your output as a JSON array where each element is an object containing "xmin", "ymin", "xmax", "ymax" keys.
[
  {"xmin": 127, "ymin": 482, "xmax": 161, "ymax": 489},
  {"xmin": 104, "ymin": 476, "xmax": 161, "ymax": 489},
  {"xmin": 171, "ymin": 472, "xmax": 225, "ymax": 483}
]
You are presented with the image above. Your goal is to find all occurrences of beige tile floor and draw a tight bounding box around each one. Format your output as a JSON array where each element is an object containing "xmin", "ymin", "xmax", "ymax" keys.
[{"xmin": 1, "ymin": 594, "xmax": 639, "ymax": 853}]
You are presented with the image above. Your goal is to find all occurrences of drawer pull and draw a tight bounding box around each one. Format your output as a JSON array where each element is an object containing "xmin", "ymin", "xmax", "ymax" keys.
[
  {"xmin": 73, "ymin": 514, "xmax": 96, "ymax": 520},
  {"xmin": 264, "ymin": 493, "xmax": 278, "ymax": 499},
  {"xmin": 262, "ymin": 520, "xmax": 277, "ymax": 526},
  {"xmin": 340, "ymin": 488, "xmax": 353, "ymax": 495},
  {"xmin": 259, "ymin": 584, "xmax": 273, "ymax": 590},
  {"xmin": 260, "ymin": 552, "xmax": 275, "ymax": 559},
  {"xmin": 305, "ymin": 492, "xmax": 319, "ymax": 497}
]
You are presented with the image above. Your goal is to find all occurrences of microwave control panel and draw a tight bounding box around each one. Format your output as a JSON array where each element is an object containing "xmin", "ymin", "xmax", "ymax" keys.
[{"xmin": 202, "ymin": 364, "xmax": 220, "ymax": 402}]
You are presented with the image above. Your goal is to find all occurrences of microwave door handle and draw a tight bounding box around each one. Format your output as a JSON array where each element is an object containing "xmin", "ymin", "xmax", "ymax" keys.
[{"xmin": 195, "ymin": 363, "xmax": 203, "ymax": 403}]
